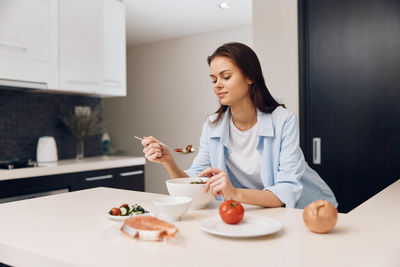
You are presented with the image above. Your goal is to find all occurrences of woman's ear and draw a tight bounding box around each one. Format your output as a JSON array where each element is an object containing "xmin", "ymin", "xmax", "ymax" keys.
[{"xmin": 246, "ymin": 78, "xmax": 254, "ymax": 85}]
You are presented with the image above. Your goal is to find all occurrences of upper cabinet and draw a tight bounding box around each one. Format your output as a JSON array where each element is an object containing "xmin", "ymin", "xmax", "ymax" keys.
[
  {"xmin": 102, "ymin": 0, "xmax": 126, "ymax": 96},
  {"xmin": 58, "ymin": 0, "xmax": 103, "ymax": 95},
  {"xmin": 0, "ymin": 0, "xmax": 58, "ymax": 89},
  {"xmin": 58, "ymin": 0, "xmax": 126, "ymax": 96},
  {"xmin": 0, "ymin": 0, "xmax": 126, "ymax": 97}
]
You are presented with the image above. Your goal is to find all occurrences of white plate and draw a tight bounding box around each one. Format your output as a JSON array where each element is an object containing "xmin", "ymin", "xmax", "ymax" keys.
[
  {"xmin": 199, "ymin": 215, "xmax": 282, "ymax": 238},
  {"xmin": 106, "ymin": 211, "xmax": 153, "ymax": 221}
]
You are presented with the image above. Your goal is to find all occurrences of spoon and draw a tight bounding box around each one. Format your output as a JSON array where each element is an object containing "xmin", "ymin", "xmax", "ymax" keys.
[
  {"xmin": 134, "ymin": 136, "xmax": 173, "ymax": 151},
  {"xmin": 134, "ymin": 136, "xmax": 194, "ymax": 155}
]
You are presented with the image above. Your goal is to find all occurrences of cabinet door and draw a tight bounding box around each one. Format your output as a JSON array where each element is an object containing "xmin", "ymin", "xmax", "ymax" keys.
[
  {"xmin": 114, "ymin": 166, "xmax": 145, "ymax": 191},
  {"xmin": 70, "ymin": 169, "xmax": 115, "ymax": 191},
  {"xmin": 59, "ymin": 0, "xmax": 102, "ymax": 94},
  {"xmin": 0, "ymin": 0, "xmax": 56, "ymax": 86},
  {"xmin": 0, "ymin": 174, "xmax": 70, "ymax": 199},
  {"xmin": 101, "ymin": 0, "xmax": 127, "ymax": 96},
  {"xmin": 299, "ymin": 0, "xmax": 400, "ymax": 213}
]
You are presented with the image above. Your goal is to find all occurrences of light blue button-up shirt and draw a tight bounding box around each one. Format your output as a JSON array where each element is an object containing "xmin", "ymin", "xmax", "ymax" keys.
[{"xmin": 185, "ymin": 106, "xmax": 338, "ymax": 209}]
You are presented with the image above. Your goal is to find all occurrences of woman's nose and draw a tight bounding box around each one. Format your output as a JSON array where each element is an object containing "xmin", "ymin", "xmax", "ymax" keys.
[{"xmin": 214, "ymin": 79, "xmax": 223, "ymax": 89}]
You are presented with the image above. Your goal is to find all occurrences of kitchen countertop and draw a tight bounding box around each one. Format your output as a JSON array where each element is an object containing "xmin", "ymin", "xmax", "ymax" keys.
[
  {"xmin": 0, "ymin": 156, "xmax": 146, "ymax": 181},
  {"xmin": 0, "ymin": 180, "xmax": 399, "ymax": 267}
]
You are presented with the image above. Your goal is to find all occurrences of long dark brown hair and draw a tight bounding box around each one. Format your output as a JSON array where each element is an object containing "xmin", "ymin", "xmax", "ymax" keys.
[{"xmin": 207, "ymin": 42, "xmax": 284, "ymax": 124}]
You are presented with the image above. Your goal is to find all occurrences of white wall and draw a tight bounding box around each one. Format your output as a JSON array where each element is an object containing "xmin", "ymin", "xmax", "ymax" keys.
[
  {"xmin": 103, "ymin": 26, "xmax": 252, "ymax": 194},
  {"xmin": 253, "ymin": 0, "xmax": 299, "ymax": 116}
]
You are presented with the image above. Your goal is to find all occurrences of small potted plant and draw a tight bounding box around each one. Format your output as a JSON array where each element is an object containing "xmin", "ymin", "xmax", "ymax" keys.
[{"xmin": 61, "ymin": 106, "xmax": 102, "ymax": 159}]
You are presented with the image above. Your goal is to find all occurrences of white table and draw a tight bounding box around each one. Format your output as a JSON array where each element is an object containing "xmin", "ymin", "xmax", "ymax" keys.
[{"xmin": 0, "ymin": 180, "xmax": 399, "ymax": 267}]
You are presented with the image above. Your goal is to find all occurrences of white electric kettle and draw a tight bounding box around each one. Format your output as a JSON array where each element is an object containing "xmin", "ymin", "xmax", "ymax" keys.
[{"xmin": 37, "ymin": 136, "xmax": 58, "ymax": 166}]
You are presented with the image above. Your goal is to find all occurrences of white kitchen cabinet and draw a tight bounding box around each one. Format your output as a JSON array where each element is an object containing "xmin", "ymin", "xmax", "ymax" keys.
[
  {"xmin": 58, "ymin": 0, "xmax": 126, "ymax": 96},
  {"xmin": 59, "ymin": 0, "xmax": 103, "ymax": 94},
  {"xmin": 0, "ymin": 0, "xmax": 58, "ymax": 89},
  {"xmin": 101, "ymin": 0, "xmax": 127, "ymax": 96}
]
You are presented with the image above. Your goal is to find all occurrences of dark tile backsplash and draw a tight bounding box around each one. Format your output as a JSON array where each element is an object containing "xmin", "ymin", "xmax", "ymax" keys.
[{"xmin": 0, "ymin": 88, "xmax": 103, "ymax": 161}]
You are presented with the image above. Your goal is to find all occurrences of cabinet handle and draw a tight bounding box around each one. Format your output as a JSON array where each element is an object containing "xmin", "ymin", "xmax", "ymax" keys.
[
  {"xmin": 120, "ymin": 170, "xmax": 144, "ymax": 177},
  {"xmin": 313, "ymin": 137, "xmax": 321, "ymax": 164},
  {"xmin": 85, "ymin": 174, "xmax": 113, "ymax": 181},
  {"xmin": 67, "ymin": 80, "xmax": 99, "ymax": 85},
  {"xmin": 103, "ymin": 79, "xmax": 121, "ymax": 87},
  {"xmin": 0, "ymin": 43, "xmax": 27, "ymax": 52}
]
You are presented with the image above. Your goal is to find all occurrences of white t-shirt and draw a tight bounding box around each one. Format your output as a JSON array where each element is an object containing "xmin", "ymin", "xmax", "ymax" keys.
[{"xmin": 226, "ymin": 116, "xmax": 264, "ymax": 189}]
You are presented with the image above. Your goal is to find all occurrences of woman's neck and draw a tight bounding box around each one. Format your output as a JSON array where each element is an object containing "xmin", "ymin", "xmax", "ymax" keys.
[{"xmin": 230, "ymin": 100, "xmax": 257, "ymax": 131}]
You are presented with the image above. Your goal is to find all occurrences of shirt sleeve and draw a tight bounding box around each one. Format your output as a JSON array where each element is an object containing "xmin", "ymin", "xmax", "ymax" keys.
[
  {"xmin": 264, "ymin": 114, "xmax": 305, "ymax": 208},
  {"xmin": 185, "ymin": 121, "xmax": 211, "ymax": 177}
]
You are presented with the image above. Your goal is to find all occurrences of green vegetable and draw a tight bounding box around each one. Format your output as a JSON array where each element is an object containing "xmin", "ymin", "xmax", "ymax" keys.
[
  {"xmin": 109, "ymin": 203, "xmax": 150, "ymax": 216},
  {"xmin": 120, "ymin": 207, "xmax": 127, "ymax": 216},
  {"xmin": 190, "ymin": 180, "xmax": 206, "ymax": 184},
  {"xmin": 125, "ymin": 204, "xmax": 149, "ymax": 216}
]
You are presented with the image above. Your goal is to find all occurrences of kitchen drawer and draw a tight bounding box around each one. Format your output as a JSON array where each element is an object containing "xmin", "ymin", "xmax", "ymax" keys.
[
  {"xmin": 0, "ymin": 174, "xmax": 70, "ymax": 199},
  {"xmin": 70, "ymin": 169, "xmax": 115, "ymax": 191},
  {"xmin": 113, "ymin": 166, "xmax": 144, "ymax": 192},
  {"xmin": 0, "ymin": 164, "xmax": 145, "ymax": 203}
]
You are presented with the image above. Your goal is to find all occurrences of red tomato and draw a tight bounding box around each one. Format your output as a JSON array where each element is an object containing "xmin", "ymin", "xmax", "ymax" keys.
[
  {"xmin": 110, "ymin": 208, "xmax": 121, "ymax": 216},
  {"xmin": 219, "ymin": 200, "xmax": 244, "ymax": 224}
]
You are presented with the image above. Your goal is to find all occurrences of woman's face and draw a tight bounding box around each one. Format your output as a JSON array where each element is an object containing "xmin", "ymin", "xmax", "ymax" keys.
[{"xmin": 209, "ymin": 56, "xmax": 253, "ymax": 107}]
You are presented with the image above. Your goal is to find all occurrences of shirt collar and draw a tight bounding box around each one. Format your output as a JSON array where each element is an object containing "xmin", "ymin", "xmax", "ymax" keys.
[
  {"xmin": 257, "ymin": 108, "xmax": 275, "ymax": 137},
  {"xmin": 209, "ymin": 107, "xmax": 275, "ymax": 145},
  {"xmin": 209, "ymin": 107, "xmax": 231, "ymax": 148}
]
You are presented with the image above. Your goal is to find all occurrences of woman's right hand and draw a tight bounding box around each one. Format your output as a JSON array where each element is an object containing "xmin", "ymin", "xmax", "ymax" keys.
[{"xmin": 141, "ymin": 136, "xmax": 173, "ymax": 165}]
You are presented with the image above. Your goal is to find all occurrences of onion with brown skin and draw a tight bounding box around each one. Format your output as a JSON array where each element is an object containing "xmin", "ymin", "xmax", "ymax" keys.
[{"xmin": 303, "ymin": 200, "xmax": 338, "ymax": 234}]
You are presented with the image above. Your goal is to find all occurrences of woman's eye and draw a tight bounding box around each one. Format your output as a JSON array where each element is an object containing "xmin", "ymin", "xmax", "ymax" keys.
[
  {"xmin": 223, "ymin": 76, "xmax": 231, "ymax": 80},
  {"xmin": 211, "ymin": 80, "xmax": 217, "ymax": 84}
]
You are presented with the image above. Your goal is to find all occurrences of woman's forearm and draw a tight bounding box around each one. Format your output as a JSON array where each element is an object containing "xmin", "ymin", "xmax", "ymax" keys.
[
  {"xmin": 233, "ymin": 188, "xmax": 284, "ymax": 208},
  {"xmin": 162, "ymin": 160, "xmax": 189, "ymax": 178}
]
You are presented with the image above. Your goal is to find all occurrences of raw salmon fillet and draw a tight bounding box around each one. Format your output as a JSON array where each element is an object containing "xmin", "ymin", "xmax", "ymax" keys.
[{"xmin": 121, "ymin": 216, "xmax": 178, "ymax": 241}]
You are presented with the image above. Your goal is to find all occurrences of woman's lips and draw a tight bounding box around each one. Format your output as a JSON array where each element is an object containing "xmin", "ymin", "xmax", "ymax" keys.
[{"xmin": 217, "ymin": 92, "xmax": 228, "ymax": 98}]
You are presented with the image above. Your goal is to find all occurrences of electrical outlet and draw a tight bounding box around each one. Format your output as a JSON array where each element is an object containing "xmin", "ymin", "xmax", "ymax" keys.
[{"xmin": 75, "ymin": 106, "xmax": 91, "ymax": 116}]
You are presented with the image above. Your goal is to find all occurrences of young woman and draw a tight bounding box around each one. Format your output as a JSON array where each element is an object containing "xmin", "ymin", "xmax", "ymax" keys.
[{"xmin": 141, "ymin": 42, "xmax": 337, "ymax": 209}]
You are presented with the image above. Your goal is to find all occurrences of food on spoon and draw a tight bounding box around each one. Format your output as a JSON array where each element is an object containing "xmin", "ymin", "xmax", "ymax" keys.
[
  {"xmin": 219, "ymin": 200, "xmax": 244, "ymax": 224},
  {"xmin": 303, "ymin": 200, "xmax": 338, "ymax": 234},
  {"xmin": 173, "ymin": 144, "xmax": 195, "ymax": 154},
  {"xmin": 121, "ymin": 216, "xmax": 178, "ymax": 241},
  {"xmin": 108, "ymin": 204, "xmax": 150, "ymax": 216}
]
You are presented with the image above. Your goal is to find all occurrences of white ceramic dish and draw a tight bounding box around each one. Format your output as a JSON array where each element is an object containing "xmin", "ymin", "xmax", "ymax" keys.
[
  {"xmin": 166, "ymin": 177, "xmax": 213, "ymax": 209},
  {"xmin": 106, "ymin": 211, "xmax": 153, "ymax": 221},
  {"xmin": 152, "ymin": 196, "xmax": 192, "ymax": 222},
  {"xmin": 199, "ymin": 215, "xmax": 282, "ymax": 238}
]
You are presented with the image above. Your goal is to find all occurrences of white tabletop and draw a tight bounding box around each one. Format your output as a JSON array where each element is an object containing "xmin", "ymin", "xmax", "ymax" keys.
[
  {"xmin": 0, "ymin": 156, "xmax": 146, "ymax": 181},
  {"xmin": 0, "ymin": 180, "xmax": 399, "ymax": 267}
]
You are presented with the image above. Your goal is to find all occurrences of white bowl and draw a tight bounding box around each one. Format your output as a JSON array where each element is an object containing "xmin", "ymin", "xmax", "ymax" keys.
[
  {"xmin": 152, "ymin": 196, "xmax": 192, "ymax": 222},
  {"xmin": 166, "ymin": 177, "xmax": 214, "ymax": 209}
]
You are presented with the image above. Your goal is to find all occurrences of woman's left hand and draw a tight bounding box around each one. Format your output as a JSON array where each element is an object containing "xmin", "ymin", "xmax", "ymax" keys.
[{"xmin": 198, "ymin": 168, "xmax": 237, "ymax": 200}]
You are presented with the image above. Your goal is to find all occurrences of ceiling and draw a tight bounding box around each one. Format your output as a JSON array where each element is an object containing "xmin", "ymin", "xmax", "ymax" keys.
[{"xmin": 125, "ymin": 0, "xmax": 252, "ymax": 47}]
